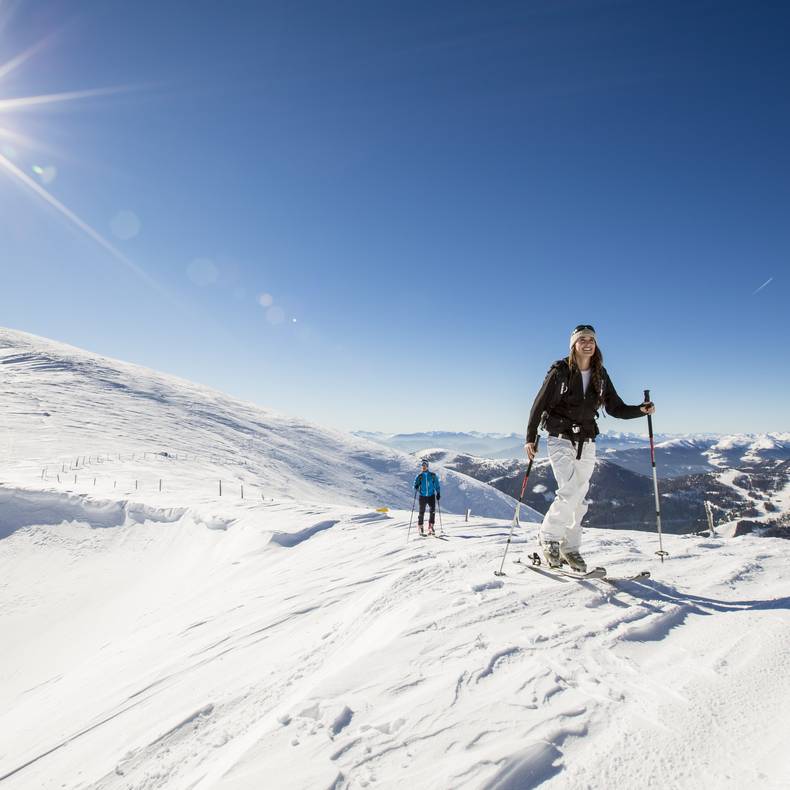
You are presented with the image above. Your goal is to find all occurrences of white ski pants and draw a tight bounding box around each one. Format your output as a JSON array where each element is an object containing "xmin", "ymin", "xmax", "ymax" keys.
[{"xmin": 539, "ymin": 435, "xmax": 596, "ymax": 551}]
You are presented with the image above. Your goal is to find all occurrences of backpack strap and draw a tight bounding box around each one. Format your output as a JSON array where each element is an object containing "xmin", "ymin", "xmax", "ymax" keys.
[
  {"xmin": 551, "ymin": 359, "xmax": 570, "ymax": 406},
  {"xmin": 538, "ymin": 360, "xmax": 570, "ymax": 432}
]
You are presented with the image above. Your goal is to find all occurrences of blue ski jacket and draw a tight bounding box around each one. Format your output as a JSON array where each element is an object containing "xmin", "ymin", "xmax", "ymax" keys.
[{"xmin": 414, "ymin": 471, "xmax": 440, "ymax": 497}]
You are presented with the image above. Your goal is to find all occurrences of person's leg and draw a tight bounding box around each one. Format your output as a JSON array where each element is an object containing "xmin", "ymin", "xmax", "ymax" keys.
[
  {"xmin": 428, "ymin": 495, "xmax": 436, "ymax": 532},
  {"xmin": 540, "ymin": 436, "xmax": 581, "ymax": 546},
  {"xmin": 562, "ymin": 441, "xmax": 596, "ymax": 552},
  {"xmin": 418, "ymin": 496, "xmax": 427, "ymax": 533}
]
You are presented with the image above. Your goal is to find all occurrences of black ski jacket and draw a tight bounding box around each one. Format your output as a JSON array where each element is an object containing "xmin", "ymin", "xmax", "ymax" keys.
[{"xmin": 526, "ymin": 359, "xmax": 644, "ymax": 444}]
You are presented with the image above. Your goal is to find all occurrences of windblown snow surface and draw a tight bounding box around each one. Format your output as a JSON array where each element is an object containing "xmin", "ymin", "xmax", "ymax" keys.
[{"xmin": 1, "ymin": 328, "xmax": 789, "ymax": 790}]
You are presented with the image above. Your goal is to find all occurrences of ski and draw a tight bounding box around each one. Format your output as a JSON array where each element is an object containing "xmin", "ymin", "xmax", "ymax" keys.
[
  {"xmin": 515, "ymin": 558, "xmax": 651, "ymax": 584},
  {"xmin": 548, "ymin": 565, "xmax": 607, "ymax": 580},
  {"xmin": 601, "ymin": 570, "xmax": 651, "ymax": 583}
]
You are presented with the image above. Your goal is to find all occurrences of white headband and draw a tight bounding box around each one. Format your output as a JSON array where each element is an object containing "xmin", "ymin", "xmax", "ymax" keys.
[{"xmin": 569, "ymin": 327, "xmax": 597, "ymax": 350}]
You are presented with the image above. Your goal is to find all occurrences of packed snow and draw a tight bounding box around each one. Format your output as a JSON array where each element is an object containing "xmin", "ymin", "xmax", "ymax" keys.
[{"xmin": 2, "ymin": 327, "xmax": 789, "ymax": 790}]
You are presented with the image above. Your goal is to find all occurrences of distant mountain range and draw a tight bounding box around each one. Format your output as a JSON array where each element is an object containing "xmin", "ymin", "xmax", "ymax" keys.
[
  {"xmin": 356, "ymin": 429, "xmax": 790, "ymax": 470},
  {"xmin": 355, "ymin": 428, "xmax": 722, "ymax": 463},
  {"xmin": 356, "ymin": 431, "xmax": 790, "ymax": 537},
  {"xmin": 353, "ymin": 430, "xmax": 530, "ymax": 459},
  {"xmin": 418, "ymin": 446, "xmax": 789, "ymax": 537}
]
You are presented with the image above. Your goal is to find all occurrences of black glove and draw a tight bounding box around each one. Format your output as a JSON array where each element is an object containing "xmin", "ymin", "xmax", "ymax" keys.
[
  {"xmin": 437, "ymin": 493, "xmax": 441, "ymax": 501},
  {"xmin": 414, "ymin": 484, "xmax": 419, "ymax": 491}
]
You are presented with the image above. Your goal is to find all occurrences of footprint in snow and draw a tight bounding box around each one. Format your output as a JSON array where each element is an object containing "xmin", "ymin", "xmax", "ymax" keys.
[{"xmin": 470, "ymin": 580, "xmax": 505, "ymax": 593}]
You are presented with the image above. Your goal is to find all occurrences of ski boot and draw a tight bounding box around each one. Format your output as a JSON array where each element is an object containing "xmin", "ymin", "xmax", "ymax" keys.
[
  {"xmin": 542, "ymin": 540, "xmax": 562, "ymax": 568},
  {"xmin": 419, "ymin": 525, "xmax": 426, "ymax": 537},
  {"xmin": 560, "ymin": 548, "xmax": 587, "ymax": 574},
  {"xmin": 428, "ymin": 523, "xmax": 436, "ymax": 536}
]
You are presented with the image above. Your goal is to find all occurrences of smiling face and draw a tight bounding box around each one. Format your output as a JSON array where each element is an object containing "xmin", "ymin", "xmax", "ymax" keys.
[{"xmin": 574, "ymin": 333, "xmax": 596, "ymax": 359}]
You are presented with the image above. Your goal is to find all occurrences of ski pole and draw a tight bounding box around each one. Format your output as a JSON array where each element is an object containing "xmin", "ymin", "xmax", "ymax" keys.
[
  {"xmin": 644, "ymin": 389, "xmax": 669, "ymax": 563},
  {"xmin": 406, "ymin": 488, "xmax": 417, "ymax": 543},
  {"xmin": 494, "ymin": 437, "xmax": 539, "ymax": 576}
]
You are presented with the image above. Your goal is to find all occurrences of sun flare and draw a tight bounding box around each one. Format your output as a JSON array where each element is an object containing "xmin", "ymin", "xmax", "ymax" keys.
[{"xmin": 0, "ymin": 39, "xmax": 159, "ymax": 290}]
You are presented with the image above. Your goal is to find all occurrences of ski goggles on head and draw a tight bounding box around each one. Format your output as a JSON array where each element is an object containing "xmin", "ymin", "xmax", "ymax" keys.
[{"xmin": 573, "ymin": 324, "xmax": 595, "ymax": 334}]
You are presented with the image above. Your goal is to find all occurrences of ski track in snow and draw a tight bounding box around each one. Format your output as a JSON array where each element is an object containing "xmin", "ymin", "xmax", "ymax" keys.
[{"xmin": 1, "ymin": 327, "xmax": 789, "ymax": 790}]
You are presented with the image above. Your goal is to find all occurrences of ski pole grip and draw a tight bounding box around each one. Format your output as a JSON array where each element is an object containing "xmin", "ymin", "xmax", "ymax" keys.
[{"xmin": 644, "ymin": 389, "xmax": 655, "ymax": 441}]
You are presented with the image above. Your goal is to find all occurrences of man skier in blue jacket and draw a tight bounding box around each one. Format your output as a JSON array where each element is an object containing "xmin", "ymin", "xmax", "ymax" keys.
[{"xmin": 414, "ymin": 459, "xmax": 441, "ymax": 536}]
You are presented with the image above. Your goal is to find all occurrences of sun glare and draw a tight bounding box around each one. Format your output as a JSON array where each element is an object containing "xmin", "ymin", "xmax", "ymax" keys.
[
  {"xmin": 0, "ymin": 36, "xmax": 49, "ymax": 82},
  {"xmin": 0, "ymin": 38, "xmax": 159, "ymax": 291},
  {"xmin": 0, "ymin": 151, "xmax": 160, "ymax": 291}
]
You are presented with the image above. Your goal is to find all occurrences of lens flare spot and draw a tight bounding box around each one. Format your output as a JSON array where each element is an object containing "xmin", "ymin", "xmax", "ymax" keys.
[
  {"xmin": 32, "ymin": 164, "xmax": 57, "ymax": 184},
  {"xmin": 110, "ymin": 210, "xmax": 141, "ymax": 240},
  {"xmin": 187, "ymin": 258, "xmax": 219, "ymax": 286},
  {"xmin": 258, "ymin": 292, "xmax": 274, "ymax": 307},
  {"xmin": 266, "ymin": 306, "xmax": 285, "ymax": 325}
]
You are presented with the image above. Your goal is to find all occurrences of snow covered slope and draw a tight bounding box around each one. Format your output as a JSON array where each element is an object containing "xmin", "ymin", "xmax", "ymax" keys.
[
  {"xmin": 0, "ymin": 327, "xmax": 518, "ymax": 519},
  {"xmin": 2, "ymin": 327, "xmax": 790, "ymax": 790},
  {"xmin": 2, "ymin": 501, "xmax": 789, "ymax": 789}
]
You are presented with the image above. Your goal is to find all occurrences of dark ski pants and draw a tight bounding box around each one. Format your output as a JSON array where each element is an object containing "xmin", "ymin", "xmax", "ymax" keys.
[{"xmin": 418, "ymin": 494, "xmax": 436, "ymax": 527}]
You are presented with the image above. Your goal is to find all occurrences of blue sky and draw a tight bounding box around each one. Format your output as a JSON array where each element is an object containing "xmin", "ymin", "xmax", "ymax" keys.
[{"xmin": 0, "ymin": 0, "xmax": 787, "ymax": 435}]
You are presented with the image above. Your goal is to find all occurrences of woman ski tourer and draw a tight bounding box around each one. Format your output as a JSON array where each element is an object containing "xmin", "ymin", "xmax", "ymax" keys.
[{"xmin": 524, "ymin": 324, "xmax": 655, "ymax": 573}]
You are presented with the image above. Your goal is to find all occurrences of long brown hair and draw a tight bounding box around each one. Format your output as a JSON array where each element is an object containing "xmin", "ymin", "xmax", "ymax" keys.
[{"xmin": 567, "ymin": 344, "xmax": 605, "ymax": 408}]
